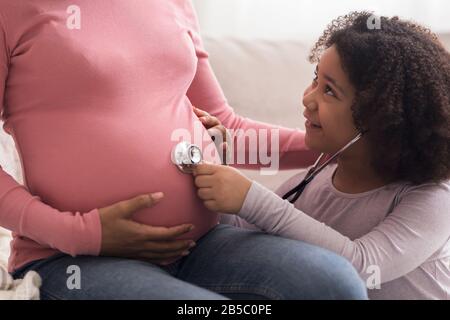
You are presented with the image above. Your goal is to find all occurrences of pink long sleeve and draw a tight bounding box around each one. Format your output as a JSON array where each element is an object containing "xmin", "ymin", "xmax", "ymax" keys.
[
  {"xmin": 0, "ymin": 12, "xmax": 101, "ymax": 272},
  {"xmin": 0, "ymin": 169, "xmax": 102, "ymax": 258}
]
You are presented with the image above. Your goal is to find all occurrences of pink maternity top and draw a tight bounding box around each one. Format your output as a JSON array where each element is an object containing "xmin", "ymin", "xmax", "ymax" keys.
[{"xmin": 0, "ymin": 0, "xmax": 315, "ymax": 273}]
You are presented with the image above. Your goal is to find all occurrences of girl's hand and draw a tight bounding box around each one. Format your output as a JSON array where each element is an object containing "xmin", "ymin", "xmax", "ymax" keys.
[
  {"xmin": 192, "ymin": 162, "xmax": 252, "ymax": 214},
  {"xmin": 193, "ymin": 106, "xmax": 231, "ymax": 164},
  {"xmin": 98, "ymin": 192, "xmax": 196, "ymax": 265}
]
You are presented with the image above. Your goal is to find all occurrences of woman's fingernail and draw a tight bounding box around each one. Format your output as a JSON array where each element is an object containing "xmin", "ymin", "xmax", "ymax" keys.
[
  {"xmin": 181, "ymin": 251, "xmax": 190, "ymax": 256},
  {"xmin": 189, "ymin": 242, "xmax": 196, "ymax": 248}
]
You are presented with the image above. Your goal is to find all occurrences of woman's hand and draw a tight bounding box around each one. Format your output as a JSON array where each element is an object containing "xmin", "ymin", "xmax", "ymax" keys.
[
  {"xmin": 98, "ymin": 192, "xmax": 196, "ymax": 265},
  {"xmin": 193, "ymin": 106, "xmax": 231, "ymax": 164},
  {"xmin": 192, "ymin": 162, "xmax": 252, "ymax": 214}
]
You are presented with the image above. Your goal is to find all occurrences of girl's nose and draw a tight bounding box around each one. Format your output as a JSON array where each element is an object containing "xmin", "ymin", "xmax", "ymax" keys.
[
  {"xmin": 304, "ymin": 102, "xmax": 318, "ymax": 112},
  {"xmin": 303, "ymin": 89, "xmax": 319, "ymax": 111},
  {"xmin": 302, "ymin": 86, "xmax": 318, "ymax": 111}
]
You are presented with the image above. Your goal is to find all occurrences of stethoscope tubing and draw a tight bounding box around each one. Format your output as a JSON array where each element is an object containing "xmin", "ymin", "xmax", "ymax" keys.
[{"xmin": 282, "ymin": 132, "xmax": 364, "ymax": 203}]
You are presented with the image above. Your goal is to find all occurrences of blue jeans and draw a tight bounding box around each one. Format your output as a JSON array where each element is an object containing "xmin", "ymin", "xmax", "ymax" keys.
[{"xmin": 12, "ymin": 224, "xmax": 367, "ymax": 300}]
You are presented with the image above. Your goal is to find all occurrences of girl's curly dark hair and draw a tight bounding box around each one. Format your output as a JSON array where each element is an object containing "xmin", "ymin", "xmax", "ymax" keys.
[{"xmin": 309, "ymin": 11, "xmax": 450, "ymax": 184}]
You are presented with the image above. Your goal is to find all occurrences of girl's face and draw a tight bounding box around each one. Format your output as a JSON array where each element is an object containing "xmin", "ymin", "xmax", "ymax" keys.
[{"xmin": 302, "ymin": 45, "xmax": 359, "ymax": 154}]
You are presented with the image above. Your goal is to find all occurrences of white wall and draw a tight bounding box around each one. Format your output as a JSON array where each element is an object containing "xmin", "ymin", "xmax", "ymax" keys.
[{"xmin": 192, "ymin": 0, "xmax": 450, "ymax": 41}]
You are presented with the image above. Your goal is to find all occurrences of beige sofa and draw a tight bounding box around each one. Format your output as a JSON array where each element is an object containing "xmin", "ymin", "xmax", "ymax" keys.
[{"xmin": 1, "ymin": 34, "xmax": 450, "ymax": 267}]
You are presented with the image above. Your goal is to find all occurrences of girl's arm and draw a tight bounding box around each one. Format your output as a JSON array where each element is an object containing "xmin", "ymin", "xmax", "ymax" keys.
[
  {"xmin": 238, "ymin": 179, "xmax": 450, "ymax": 284},
  {"xmin": 183, "ymin": 2, "xmax": 318, "ymax": 170},
  {"xmin": 219, "ymin": 214, "xmax": 260, "ymax": 231}
]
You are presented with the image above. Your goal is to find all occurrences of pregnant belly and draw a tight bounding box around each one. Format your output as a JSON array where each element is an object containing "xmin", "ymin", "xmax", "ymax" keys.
[{"xmin": 15, "ymin": 111, "xmax": 222, "ymax": 241}]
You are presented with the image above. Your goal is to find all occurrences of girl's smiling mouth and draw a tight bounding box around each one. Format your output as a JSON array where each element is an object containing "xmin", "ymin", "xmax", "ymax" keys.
[
  {"xmin": 305, "ymin": 120, "xmax": 322, "ymax": 130},
  {"xmin": 304, "ymin": 115, "xmax": 322, "ymax": 129}
]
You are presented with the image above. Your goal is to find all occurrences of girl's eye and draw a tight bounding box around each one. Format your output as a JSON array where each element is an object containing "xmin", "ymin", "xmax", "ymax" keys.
[
  {"xmin": 312, "ymin": 69, "xmax": 337, "ymax": 98},
  {"xmin": 324, "ymin": 85, "xmax": 336, "ymax": 97}
]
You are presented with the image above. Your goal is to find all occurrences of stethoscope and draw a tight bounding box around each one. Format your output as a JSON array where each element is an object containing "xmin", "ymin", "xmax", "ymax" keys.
[
  {"xmin": 171, "ymin": 132, "xmax": 229, "ymax": 173},
  {"xmin": 282, "ymin": 132, "xmax": 364, "ymax": 204},
  {"xmin": 172, "ymin": 141, "xmax": 203, "ymax": 174}
]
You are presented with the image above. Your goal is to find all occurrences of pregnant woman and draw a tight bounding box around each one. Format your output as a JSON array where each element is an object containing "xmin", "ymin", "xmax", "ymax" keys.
[{"xmin": 0, "ymin": 1, "xmax": 367, "ymax": 299}]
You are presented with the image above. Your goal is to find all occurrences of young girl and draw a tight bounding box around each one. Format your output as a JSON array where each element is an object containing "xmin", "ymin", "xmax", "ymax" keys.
[{"xmin": 193, "ymin": 12, "xmax": 450, "ymax": 300}]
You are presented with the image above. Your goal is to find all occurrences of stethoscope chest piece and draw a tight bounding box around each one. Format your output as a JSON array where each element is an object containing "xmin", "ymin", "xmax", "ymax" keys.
[{"xmin": 171, "ymin": 141, "xmax": 203, "ymax": 174}]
